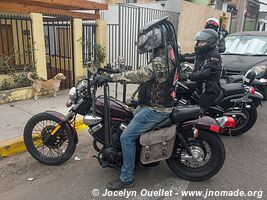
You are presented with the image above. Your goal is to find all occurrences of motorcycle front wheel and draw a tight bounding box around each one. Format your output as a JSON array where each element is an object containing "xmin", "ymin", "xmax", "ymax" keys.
[
  {"xmin": 166, "ymin": 130, "xmax": 225, "ymax": 181},
  {"xmin": 24, "ymin": 112, "xmax": 76, "ymax": 165}
]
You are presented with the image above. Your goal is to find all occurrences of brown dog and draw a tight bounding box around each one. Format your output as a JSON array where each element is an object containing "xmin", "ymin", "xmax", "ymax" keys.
[{"xmin": 27, "ymin": 72, "xmax": 66, "ymax": 100}]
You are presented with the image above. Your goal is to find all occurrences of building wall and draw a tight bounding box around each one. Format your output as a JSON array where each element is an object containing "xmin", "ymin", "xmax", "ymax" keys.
[{"xmin": 178, "ymin": 0, "xmax": 231, "ymax": 53}]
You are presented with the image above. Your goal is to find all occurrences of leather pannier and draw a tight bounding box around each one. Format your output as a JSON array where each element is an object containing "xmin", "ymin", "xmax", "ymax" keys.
[{"xmin": 139, "ymin": 125, "xmax": 176, "ymax": 164}]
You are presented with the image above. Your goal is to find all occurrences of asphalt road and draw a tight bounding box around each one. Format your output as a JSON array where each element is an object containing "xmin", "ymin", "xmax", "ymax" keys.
[{"xmin": 0, "ymin": 102, "xmax": 267, "ymax": 200}]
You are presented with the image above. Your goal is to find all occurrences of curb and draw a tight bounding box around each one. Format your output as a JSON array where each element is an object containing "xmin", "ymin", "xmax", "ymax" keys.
[{"xmin": 0, "ymin": 118, "xmax": 87, "ymax": 159}]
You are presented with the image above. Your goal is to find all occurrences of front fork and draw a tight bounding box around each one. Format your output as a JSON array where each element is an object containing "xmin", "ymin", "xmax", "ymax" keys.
[{"xmin": 44, "ymin": 100, "xmax": 83, "ymax": 144}]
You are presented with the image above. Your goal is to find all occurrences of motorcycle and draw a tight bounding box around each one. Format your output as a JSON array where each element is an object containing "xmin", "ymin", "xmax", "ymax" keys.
[
  {"xmin": 23, "ymin": 65, "xmax": 236, "ymax": 181},
  {"xmin": 182, "ymin": 62, "xmax": 266, "ymax": 101},
  {"xmin": 175, "ymin": 69, "xmax": 263, "ymax": 136},
  {"xmin": 220, "ymin": 74, "xmax": 266, "ymax": 100}
]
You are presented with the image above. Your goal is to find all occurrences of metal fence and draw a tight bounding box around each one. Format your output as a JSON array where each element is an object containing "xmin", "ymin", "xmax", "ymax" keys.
[
  {"xmin": 0, "ymin": 13, "xmax": 34, "ymax": 73},
  {"xmin": 43, "ymin": 16, "xmax": 74, "ymax": 89},
  {"xmin": 82, "ymin": 22, "xmax": 97, "ymax": 65},
  {"xmin": 107, "ymin": 24, "xmax": 119, "ymax": 66},
  {"xmin": 118, "ymin": 4, "xmax": 180, "ymax": 70}
]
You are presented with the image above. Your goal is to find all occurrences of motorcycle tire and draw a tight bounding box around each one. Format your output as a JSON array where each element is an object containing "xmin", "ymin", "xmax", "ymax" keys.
[
  {"xmin": 224, "ymin": 104, "xmax": 257, "ymax": 136},
  {"xmin": 24, "ymin": 112, "xmax": 76, "ymax": 165},
  {"xmin": 166, "ymin": 130, "xmax": 225, "ymax": 181}
]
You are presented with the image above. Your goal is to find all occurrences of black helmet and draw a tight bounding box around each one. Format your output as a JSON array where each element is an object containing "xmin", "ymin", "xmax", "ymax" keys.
[{"xmin": 194, "ymin": 29, "xmax": 218, "ymax": 55}]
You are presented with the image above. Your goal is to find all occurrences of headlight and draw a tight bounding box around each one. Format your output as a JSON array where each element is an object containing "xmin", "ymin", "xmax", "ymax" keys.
[
  {"xmin": 69, "ymin": 87, "xmax": 77, "ymax": 101},
  {"xmin": 77, "ymin": 80, "xmax": 88, "ymax": 92},
  {"xmin": 250, "ymin": 65, "xmax": 267, "ymax": 78}
]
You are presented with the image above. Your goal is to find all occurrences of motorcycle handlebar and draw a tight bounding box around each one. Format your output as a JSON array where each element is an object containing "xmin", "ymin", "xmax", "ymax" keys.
[{"xmin": 97, "ymin": 67, "xmax": 121, "ymax": 74}]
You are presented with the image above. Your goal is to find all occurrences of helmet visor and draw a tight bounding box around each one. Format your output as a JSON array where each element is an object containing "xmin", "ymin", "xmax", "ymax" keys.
[{"xmin": 194, "ymin": 31, "xmax": 213, "ymax": 41}]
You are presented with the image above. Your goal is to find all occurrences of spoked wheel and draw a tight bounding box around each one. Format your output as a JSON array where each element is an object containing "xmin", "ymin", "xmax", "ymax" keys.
[
  {"xmin": 166, "ymin": 130, "xmax": 225, "ymax": 181},
  {"xmin": 224, "ymin": 105, "xmax": 257, "ymax": 136},
  {"xmin": 24, "ymin": 113, "xmax": 76, "ymax": 165}
]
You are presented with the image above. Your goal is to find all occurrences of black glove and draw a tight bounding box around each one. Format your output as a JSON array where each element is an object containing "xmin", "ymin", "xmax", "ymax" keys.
[
  {"xmin": 188, "ymin": 73, "xmax": 195, "ymax": 81},
  {"xmin": 93, "ymin": 75, "xmax": 112, "ymax": 87},
  {"xmin": 179, "ymin": 73, "xmax": 189, "ymax": 82}
]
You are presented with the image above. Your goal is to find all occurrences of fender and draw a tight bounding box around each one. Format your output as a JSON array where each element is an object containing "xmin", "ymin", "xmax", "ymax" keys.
[
  {"xmin": 248, "ymin": 91, "xmax": 263, "ymax": 107},
  {"xmin": 45, "ymin": 111, "xmax": 79, "ymax": 144},
  {"xmin": 219, "ymin": 93, "xmax": 244, "ymax": 108},
  {"xmin": 181, "ymin": 116, "xmax": 221, "ymax": 134},
  {"xmin": 248, "ymin": 91, "xmax": 263, "ymax": 100}
]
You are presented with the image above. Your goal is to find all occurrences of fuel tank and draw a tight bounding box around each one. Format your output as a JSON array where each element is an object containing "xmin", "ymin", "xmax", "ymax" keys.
[{"xmin": 95, "ymin": 95, "xmax": 133, "ymax": 119}]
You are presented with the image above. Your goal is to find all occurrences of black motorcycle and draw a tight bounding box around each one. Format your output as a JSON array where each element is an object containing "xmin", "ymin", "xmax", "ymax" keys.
[
  {"xmin": 175, "ymin": 70, "xmax": 263, "ymax": 136},
  {"xmin": 220, "ymin": 74, "xmax": 266, "ymax": 100}
]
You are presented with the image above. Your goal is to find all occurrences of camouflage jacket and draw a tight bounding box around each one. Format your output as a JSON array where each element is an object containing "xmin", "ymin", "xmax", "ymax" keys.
[
  {"xmin": 110, "ymin": 56, "xmax": 173, "ymax": 84},
  {"xmin": 110, "ymin": 56, "xmax": 174, "ymax": 112}
]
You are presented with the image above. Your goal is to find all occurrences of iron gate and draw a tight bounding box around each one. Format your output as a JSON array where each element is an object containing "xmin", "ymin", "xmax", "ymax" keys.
[
  {"xmin": 43, "ymin": 16, "xmax": 74, "ymax": 89},
  {"xmin": 0, "ymin": 13, "xmax": 34, "ymax": 73}
]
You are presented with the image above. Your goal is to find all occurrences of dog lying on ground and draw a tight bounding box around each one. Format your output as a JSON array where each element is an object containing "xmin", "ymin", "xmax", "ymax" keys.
[{"xmin": 27, "ymin": 72, "xmax": 66, "ymax": 100}]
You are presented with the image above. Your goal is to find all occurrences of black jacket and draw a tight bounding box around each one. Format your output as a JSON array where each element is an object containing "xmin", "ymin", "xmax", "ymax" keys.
[
  {"xmin": 218, "ymin": 33, "xmax": 226, "ymax": 53},
  {"xmin": 189, "ymin": 48, "xmax": 222, "ymax": 95}
]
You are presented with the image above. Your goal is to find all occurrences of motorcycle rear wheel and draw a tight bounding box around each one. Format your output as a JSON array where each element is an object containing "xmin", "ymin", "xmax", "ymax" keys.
[
  {"xmin": 24, "ymin": 113, "xmax": 76, "ymax": 165},
  {"xmin": 166, "ymin": 130, "xmax": 225, "ymax": 181},
  {"xmin": 224, "ymin": 104, "xmax": 257, "ymax": 136}
]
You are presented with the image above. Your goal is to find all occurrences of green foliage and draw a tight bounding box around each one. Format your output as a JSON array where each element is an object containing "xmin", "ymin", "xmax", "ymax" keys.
[
  {"xmin": 1, "ymin": 78, "xmax": 13, "ymax": 90},
  {"xmin": 94, "ymin": 43, "xmax": 106, "ymax": 68},
  {"xmin": 81, "ymin": 38, "xmax": 106, "ymax": 68},
  {"xmin": 0, "ymin": 47, "xmax": 37, "ymax": 91}
]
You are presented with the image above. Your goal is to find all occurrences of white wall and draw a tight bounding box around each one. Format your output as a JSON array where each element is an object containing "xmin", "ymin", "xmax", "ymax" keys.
[
  {"xmin": 100, "ymin": 0, "xmax": 182, "ymax": 24},
  {"xmin": 260, "ymin": 0, "xmax": 267, "ymax": 12}
]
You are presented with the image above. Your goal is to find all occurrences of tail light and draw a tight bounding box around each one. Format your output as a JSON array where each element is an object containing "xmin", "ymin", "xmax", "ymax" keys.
[
  {"xmin": 249, "ymin": 87, "xmax": 255, "ymax": 94},
  {"xmin": 216, "ymin": 116, "xmax": 236, "ymax": 128},
  {"xmin": 209, "ymin": 125, "xmax": 220, "ymax": 133},
  {"xmin": 243, "ymin": 86, "xmax": 255, "ymax": 94}
]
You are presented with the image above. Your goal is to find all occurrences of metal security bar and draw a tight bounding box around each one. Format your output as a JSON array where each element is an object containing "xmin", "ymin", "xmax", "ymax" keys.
[
  {"xmin": 82, "ymin": 22, "xmax": 97, "ymax": 66},
  {"xmin": 0, "ymin": 13, "xmax": 34, "ymax": 73},
  {"xmin": 43, "ymin": 16, "xmax": 74, "ymax": 89},
  {"xmin": 107, "ymin": 24, "xmax": 119, "ymax": 67},
  {"xmin": 118, "ymin": 3, "xmax": 180, "ymax": 70}
]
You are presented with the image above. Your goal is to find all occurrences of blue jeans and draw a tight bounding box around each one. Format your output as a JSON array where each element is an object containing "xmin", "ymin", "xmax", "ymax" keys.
[{"xmin": 119, "ymin": 107, "xmax": 170, "ymax": 182}]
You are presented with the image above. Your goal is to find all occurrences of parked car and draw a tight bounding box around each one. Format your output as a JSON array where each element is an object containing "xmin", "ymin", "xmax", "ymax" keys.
[{"xmin": 222, "ymin": 31, "xmax": 267, "ymax": 98}]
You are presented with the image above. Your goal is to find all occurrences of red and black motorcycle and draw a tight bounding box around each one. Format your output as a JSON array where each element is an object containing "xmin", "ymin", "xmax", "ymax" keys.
[{"xmin": 23, "ymin": 64, "xmax": 236, "ymax": 181}]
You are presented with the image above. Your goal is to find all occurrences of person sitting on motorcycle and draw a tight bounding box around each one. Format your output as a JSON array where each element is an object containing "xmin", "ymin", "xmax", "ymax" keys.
[
  {"xmin": 182, "ymin": 29, "xmax": 222, "ymax": 114},
  {"xmin": 205, "ymin": 18, "xmax": 226, "ymax": 53},
  {"xmin": 181, "ymin": 18, "xmax": 225, "ymax": 63},
  {"xmin": 94, "ymin": 27, "xmax": 176, "ymax": 190}
]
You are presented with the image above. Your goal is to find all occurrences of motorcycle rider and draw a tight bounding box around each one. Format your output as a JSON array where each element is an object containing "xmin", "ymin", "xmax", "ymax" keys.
[
  {"xmin": 181, "ymin": 29, "xmax": 222, "ymax": 113},
  {"xmin": 182, "ymin": 18, "xmax": 225, "ymax": 63},
  {"xmin": 205, "ymin": 18, "xmax": 226, "ymax": 53},
  {"xmin": 94, "ymin": 27, "xmax": 176, "ymax": 190}
]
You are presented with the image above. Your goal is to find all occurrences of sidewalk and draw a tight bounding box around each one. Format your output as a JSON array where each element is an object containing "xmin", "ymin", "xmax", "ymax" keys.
[{"xmin": 0, "ymin": 83, "xmax": 138, "ymax": 157}]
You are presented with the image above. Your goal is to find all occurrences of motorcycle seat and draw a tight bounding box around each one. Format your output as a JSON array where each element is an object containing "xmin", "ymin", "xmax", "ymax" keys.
[
  {"xmin": 171, "ymin": 105, "xmax": 200, "ymax": 124},
  {"xmin": 221, "ymin": 83, "xmax": 244, "ymax": 96},
  {"xmin": 154, "ymin": 117, "xmax": 173, "ymax": 129},
  {"xmin": 226, "ymin": 75, "xmax": 243, "ymax": 83}
]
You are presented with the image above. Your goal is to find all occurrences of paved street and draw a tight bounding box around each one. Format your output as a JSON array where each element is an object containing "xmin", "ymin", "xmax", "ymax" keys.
[{"xmin": 0, "ymin": 102, "xmax": 266, "ymax": 200}]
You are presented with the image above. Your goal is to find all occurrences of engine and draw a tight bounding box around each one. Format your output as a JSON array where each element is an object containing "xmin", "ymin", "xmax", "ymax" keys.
[{"xmin": 89, "ymin": 120, "xmax": 126, "ymax": 168}]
